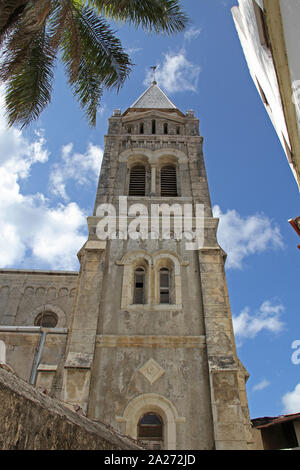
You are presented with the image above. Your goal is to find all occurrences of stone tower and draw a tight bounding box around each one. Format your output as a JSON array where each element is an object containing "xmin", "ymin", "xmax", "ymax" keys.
[{"xmin": 62, "ymin": 81, "xmax": 253, "ymax": 450}]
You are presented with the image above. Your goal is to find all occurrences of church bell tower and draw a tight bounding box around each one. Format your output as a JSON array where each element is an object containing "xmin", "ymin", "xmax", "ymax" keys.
[{"xmin": 62, "ymin": 81, "xmax": 253, "ymax": 450}]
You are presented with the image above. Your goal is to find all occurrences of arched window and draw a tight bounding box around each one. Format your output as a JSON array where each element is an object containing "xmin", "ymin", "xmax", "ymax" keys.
[
  {"xmin": 34, "ymin": 311, "xmax": 58, "ymax": 328},
  {"xmin": 129, "ymin": 165, "xmax": 146, "ymax": 196},
  {"xmin": 152, "ymin": 120, "xmax": 156, "ymax": 135},
  {"xmin": 139, "ymin": 123, "xmax": 144, "ymax": 134},
  {"xmin": 134, "ymin": 268, "xmax": 145, "ymax": 304},
  {"xmin": 159, "ymin": 268, "xmax": 170, "ymax": 304},
  {"xmin": 160, "ymin": 166, "xmax": 177, "ymax": 197},
  {"xmin": 163, "ymin": 123, "xmax": 168, "ymax": 135},
  {"xmin": 138, "ymin": 413, "xmax": 163, "ymax": 450}
]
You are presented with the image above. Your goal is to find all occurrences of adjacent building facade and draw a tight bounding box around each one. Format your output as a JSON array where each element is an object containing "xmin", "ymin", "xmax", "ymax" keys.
[
  {"xmin": 232, "ymin": 0, "xmax": 300, "ymax": 191},
  {"xmin": 0, "ymin": 82, "xmax": 255, "ymax": 450}
]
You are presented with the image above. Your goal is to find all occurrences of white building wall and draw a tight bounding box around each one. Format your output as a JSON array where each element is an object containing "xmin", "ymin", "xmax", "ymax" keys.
[
  {"xmin": 280, "ymin": 0, "xmax": 300, "ymax": 136},
  {"xmin": 232, "ymin": 0, "xmax": 291, "ymax": 156}
]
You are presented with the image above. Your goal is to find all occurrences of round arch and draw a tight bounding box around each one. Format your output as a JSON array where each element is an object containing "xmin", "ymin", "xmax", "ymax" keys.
[
  {"xmin": 116, "ymin": 393, "xmax": 185, "ymax": 450},
  {"xmin": 30, "ymin": 304, "xmax": 67, "ymax": 328}
]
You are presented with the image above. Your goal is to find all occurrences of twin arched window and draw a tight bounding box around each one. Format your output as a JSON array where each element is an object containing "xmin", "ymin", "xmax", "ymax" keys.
[
  {"xmin": 129, "ymin": 165, "xmax": 177, "ymax": 197},
  {"xmin": 133, "ymin": 266, "xmax": 171, "ymax": 305}
]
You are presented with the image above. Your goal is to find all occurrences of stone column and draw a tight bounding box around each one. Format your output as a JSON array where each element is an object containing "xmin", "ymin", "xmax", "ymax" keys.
[
  {"xmin": 198, "ymin": 247, "xmax": 249, "ymax": 450},
  {"xmin": 62, "ymin": 240, "xmax": 106, "ymax": 413},
  {"xmin": 150, "ymin": 164, "xmax": 157, "ymax": 196}
]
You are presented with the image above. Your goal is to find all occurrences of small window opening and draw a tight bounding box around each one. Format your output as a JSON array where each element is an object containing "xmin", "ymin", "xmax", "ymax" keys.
[
  {"xmin": 176, "ymin": 126, "xmax": 180, "ymax": 135},
  {"xmin": 164, "ymin": 123, "xmax": 168, "ymax": 135},
  {"xmin": 134, "ymin": 268, "xmax": 145, "ymax": 304},
  {"xmin": 152, "ymin": 120, "xmax": 156, "ymax": 134},
  {"xmin": 160, "ymin": 268, "xmax": 170, "ymax": 304},
  {"xmin": 127, "ymin": 125, "xmax": 132, "ymax": 134},
  {"xmin": 140, "ymin": 123, "xmax": 144, "ymax": 134}
]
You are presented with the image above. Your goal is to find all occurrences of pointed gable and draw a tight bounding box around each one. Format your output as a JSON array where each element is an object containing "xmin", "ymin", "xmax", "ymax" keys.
[{"xmin": 130, "ymin": 81, "xmax": 177, "ymax": 109}]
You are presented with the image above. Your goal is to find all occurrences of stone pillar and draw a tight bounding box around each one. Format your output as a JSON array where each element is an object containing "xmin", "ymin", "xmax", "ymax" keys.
[
  {"xmin": 62, "ymin": 240, "xmax": 106, "ymax": 413},
  {"xmin": 198, "ymin": 247, "xmax": 249, "ymax": 450},
  {"xmin": 150, "ymin": 164, "xmax": 157, "ymax": 195}
]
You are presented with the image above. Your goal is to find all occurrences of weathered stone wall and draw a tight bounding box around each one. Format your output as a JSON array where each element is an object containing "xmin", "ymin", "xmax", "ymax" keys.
[
  {"xmin": 0, "ymin": 367, "xmax": 141, "ymax": 450},
  {"xmin": 0, "ymin": 270, "xmax": 78, "ymax": 387}
]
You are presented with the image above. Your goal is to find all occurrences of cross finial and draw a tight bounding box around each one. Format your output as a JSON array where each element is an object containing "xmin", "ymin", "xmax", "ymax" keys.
[{"xmin": 151, "ymin": 65, "xmax": 158, "ymax": 84}]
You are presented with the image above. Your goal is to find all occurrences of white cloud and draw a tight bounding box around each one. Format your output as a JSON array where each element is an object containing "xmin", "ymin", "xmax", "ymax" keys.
[
  {"xmin": 213, "ymin": 205, "xmax": 284, "ymax": 269},
  {"xmin": 0, "ymin": 91, "xmax": 89, "ymax": 271},
  {"xmin": 233, "ymin": 300, "xmax": 285, "ymax": 341},
  {"xmin": 282, "ymin": 384, "xmax": 300, "ymax": 414},
  {"xmin": 184, "ymin": 26, "xmax": 202, "ymax": 42},
  {"xmin": 252, "ymin": 379, "xmax": 270, "ymax": 392},
  {"xmin": 144, "ymin": 49, "xmax": 201, "ymax": 94},
  {"xmin": 49, "ymin": 142, "xmax": 103, "ymax": 201}
]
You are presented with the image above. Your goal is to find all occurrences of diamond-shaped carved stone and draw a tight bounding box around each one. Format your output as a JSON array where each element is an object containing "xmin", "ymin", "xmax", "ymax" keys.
[{"xmin": 139, "ymin": 358, "xmax": 165, "ymax": 385}]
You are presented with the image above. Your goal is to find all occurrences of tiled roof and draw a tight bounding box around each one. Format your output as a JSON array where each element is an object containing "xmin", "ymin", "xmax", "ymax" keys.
[
  {"xmin": 252, "ymin": 412, "xmax": 300, "ymax": 428},
  {"xmin": 130, "ymin": 81, "xmax": 177, "ymax": 109}
]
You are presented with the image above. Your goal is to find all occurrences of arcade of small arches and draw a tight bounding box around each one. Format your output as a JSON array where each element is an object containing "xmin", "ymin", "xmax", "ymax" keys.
[{"xmin": 124, "ymin": 119, "xmax": 183, "ymax": 137}]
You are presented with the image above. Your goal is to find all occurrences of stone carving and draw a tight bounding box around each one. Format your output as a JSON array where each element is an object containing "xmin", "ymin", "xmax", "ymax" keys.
[{"xmin": 139, "ymin": 358, "xmax": 165, "ymax": 385}]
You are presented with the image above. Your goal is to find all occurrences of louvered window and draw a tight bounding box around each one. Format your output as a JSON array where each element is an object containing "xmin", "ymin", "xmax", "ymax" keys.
[
  {"xmin": 134, "ymin": 268, "xmax": 145, "ymax": 304},
  {"xmin": 160, "ymin": 166, "xmax": 177, "ymax": 197},
  {"xmin": 159, "ymin": 268, "xmax": 170, "ymax": 304},
  {"xmin": 129, "ymin": 166, "xmax": 146, "ymax": 196}
]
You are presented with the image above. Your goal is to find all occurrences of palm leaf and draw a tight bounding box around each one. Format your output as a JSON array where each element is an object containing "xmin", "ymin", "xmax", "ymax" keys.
[
  {"xmin": 4, "ymin": 24, "xmax": 56, "ymax": 128},
  {"xmin": 60, "ymin": 4, "xmax": 132, "ymax": 125},
  {"xmin": 87, "ymin": 0, "xmax": 189, "ymax": 34}
]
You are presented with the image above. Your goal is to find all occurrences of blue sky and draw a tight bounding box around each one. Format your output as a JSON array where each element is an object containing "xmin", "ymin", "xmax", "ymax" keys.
[{"xmin": 0, "ymin": 0, "xmax": 300, "ymax": 420}]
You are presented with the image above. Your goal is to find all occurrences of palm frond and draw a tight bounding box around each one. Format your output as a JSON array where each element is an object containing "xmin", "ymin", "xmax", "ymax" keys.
[
  {"xmin": 60, "ymin": 5, "xmax": 132, "ymax": 125},
  {"xmin": 86, "ymin": 0, "xmax": 189, "ymax": 34},
  {"xmin": 4, "ymin": 25, "xmax": 56, "ymax": 128},
  {"xmin": 0, "ymin": 0, "xmax": 52, "ymax": 81},
  {"xmin": 0, "ymin": 0, "xmax": 27, "ymax": 48}
]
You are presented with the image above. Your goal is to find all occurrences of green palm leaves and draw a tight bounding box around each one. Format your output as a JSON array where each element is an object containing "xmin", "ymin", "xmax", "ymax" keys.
[{"xmin": 0, "ymin": 0, "xmax": 188, "ymax": 128}]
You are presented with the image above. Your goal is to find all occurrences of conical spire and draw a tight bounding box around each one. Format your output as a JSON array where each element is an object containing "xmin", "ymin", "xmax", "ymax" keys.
[{"xmin": 130, "ymin": 81, "xmax": 177, "ymax": 109}]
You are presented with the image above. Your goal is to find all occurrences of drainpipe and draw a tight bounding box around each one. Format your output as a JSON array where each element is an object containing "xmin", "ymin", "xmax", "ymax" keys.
[
  {"xmin": 0, "ymin": 326, "xmax": 68, "ymax": 384},
  {"xmin": 30, "ymin": 330, "xmax": 47, "ymax": 385}
]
